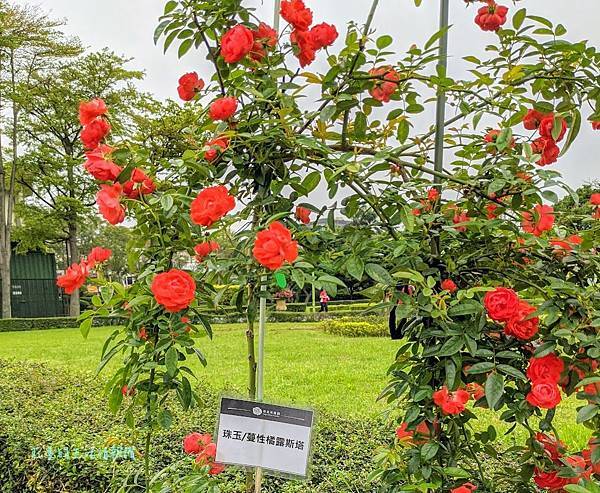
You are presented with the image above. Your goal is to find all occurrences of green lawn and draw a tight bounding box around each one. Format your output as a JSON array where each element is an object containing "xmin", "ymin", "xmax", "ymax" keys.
[{"xmin": 0, "ymin": 323, "xmax": 592, "ymax": 449}]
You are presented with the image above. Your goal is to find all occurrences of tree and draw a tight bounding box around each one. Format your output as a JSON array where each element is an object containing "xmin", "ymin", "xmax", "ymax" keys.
[
  {"xmin": 17, "ymin": 49, "xmax": 143, "ymax": 316},
  {"xmin": 0, "ymin": 0, "xmax": 81, "ymax": 318}
]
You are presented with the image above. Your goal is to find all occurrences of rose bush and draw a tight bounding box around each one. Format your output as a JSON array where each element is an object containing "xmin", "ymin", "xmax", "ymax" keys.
[{"xmin": 56, "ymin": 0, "xmax": 600, "ymax": 491}]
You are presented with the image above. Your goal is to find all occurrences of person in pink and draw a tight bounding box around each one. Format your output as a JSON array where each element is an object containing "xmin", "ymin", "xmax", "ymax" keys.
[{"xmin": 319, "ymin": 289, "xmax": 330, "ymax": 312}]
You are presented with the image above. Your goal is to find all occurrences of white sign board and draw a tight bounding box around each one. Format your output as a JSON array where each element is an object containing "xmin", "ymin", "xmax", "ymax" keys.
[{"xmin": 215, "ymin": 397, "xmax": 314, "ymax": 478}]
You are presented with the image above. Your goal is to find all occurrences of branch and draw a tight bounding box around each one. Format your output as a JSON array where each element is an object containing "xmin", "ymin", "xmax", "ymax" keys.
[{"xmin": 192, "ymin": 13, "xmax": 226, "ymax": 96}]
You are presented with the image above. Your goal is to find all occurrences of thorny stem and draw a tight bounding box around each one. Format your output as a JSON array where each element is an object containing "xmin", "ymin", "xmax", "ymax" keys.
[{"xmin": 192, "ymin": 13, "xmax": 226, "ymax": 95}]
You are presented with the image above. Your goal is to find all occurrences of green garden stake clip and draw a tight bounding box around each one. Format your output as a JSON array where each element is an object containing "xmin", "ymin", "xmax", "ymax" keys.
[{"xmin": 274, "ymin": 272, "xmax": 287, "ymax": 289}]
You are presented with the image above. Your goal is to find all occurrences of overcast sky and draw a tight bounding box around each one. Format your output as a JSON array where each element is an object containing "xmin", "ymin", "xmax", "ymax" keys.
[{"xmin": 31, "ymin": 0, "xmax": 600, "ymax": 189}]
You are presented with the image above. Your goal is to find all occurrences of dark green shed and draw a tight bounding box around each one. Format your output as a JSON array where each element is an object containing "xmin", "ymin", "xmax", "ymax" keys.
[{"xmin": 1, "ymin": 250, "xmax": 67, "ymax": 318}]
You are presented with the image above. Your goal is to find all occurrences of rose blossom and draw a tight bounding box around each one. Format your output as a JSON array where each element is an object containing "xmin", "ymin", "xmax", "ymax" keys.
[
  {"xmin": 151, "ymin": 269, "xmax": 196, "ymax": 313},
  {"xmin": 56, "ymin": 262, "xmax": 89, "ymax": 294},
  {"xmin": 190, "ymin": 185, "xmax": 236, "ymax": 227},
  {"xmin": 208, "ymin": 97, "xmax": 238, "ymax": 121},
  {"xmin": 432, "ymin": 386, "xmax": 470, "ymax": 415},
  {"xmin": 253, "ymin": 221, "xmax": 299, "ymax": 270},
  {"xmin": 483, "ymin": 287, "xmax": 520, "ymax": 322},
  {"xmin": 79, "ymin": 99, "xmax": 107, "ymax": 125},
  {"xmin": 97, "ymin": 183, "xmax": 126, "ymax": 225},
  {"xmin": 81, "ymin": 118, "xmax": 111, "ymax": 149},
  {"xmin": 221, "ymin": 25, "xmax": 255, "ymax": 63}
]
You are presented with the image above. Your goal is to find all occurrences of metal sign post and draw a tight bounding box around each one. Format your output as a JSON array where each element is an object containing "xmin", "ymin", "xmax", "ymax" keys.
[{"xmin": 434, "ymin": 0, "xmax": 450, "ymax": 182}]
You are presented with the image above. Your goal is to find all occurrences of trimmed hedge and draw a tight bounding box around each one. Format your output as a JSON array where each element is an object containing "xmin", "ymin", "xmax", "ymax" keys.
[
  {"xmin": 0, "ymin": 316, "xmax": 124, "ymax": 332},
  {"xmin": 0, "ymin": 359, "xmax": 387, "ymax": 493},
  {"xmin": 319, "ymin": 316, "xmax": 388, "ymax": 337}
]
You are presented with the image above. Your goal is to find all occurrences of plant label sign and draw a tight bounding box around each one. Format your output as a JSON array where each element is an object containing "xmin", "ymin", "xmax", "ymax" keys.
[{"xmin": 215, "ymin": 397, "xmax": 314, "ymax": 478}]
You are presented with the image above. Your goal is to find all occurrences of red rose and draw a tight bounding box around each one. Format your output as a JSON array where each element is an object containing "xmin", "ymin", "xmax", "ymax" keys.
[
  {"xmin": 97, "ymin": 183, "xmax": 126, "ymax": 225},
  {"xmin": 291, "ymin": 29, "xmax": 317, "ymax": 67},
  {"xmin": 590, "ymin": 193, "xmax": 600, "ymax": 206},
  {"xmin": 56, "ymin": 262, "xmax": 89, "ymax": 294},
  {"xmin": 203, "ymin": 137, "xmax": 229, "ymax": 161},
  {"xmin": 87, "ymin": 247, "xmax": 112, "ymax": 267},
  {"xmin": 280, "ymin": 0, "xmax": 313, "ymax": 31},
  {"xmin": 527, "ymin": 354, "xmax": 564, "ymax": 384},
  {"xmin": 483, "ymin": 287, "xmax": 520, "ymax": 322},
  {"xmin": 533, "ymin": 467, "xmax": 569, "ymax": 490},
  {"xmin": 486, "ymin": 203, "xmax": 499, "ymax": 219},
  {"xmin": 427, "ymin": 187, "xmax": 440, "ymax": 202},
  {"xmin": 504, "ymin": 300, "xmax": 539, "ymax": 340},
  {"xmin": 250, "ymin": 22, "xmax": 278, "ymax": 61},
  {"xmin": 592, "ymin": 121, "xmax": 600, "ymax": 130},
  {"xmin": 177, "ymin": 72, "xmax": 205, "ymax": 101},
  {"xmin": 526, "ymin": 381, "xmax": 562, "ymax": 409},
  {"xmin": 369, "ymin": 67, "xmax": 400, "ymax": 103},
  {"xmin": 295, "ymin": 206, "xmax": 311, "ymax": 225},
  {"xmin": 81, "ymin": 118, "xmax": 111, "ymax": 149},
  {"xmin": 432, "ymin": 386, "xmax": 470, "ymax": 415},
  {"xmin": 452, "ymin": 211, "xmax": 470, "ymax": 232},
  {"xmin": 535, "ymin": 432, "xmax": 566, "ymax": 463},
  {"xmin": 441, "ymin": 279, "xmax": 457, "ymax": 293},
  {"xmin": 310, "ymin": 23, "xmax": 338, "ymax": 50},
  {"xmin": 190, "ymin": 185, "xmax": 236, "ymax": 227},
  {"xmin": 523, "ymin": 109, "xmax": 547, "ymax": 130},
  {"xmin": 474, "ymin": 1, "xmax": 508, "ymax": 32},
  {"xmin": 466, "ymin": 382, "xmax": 485, "ymax": 401},
  {"xmin": 209, "ymin": 97, "xmax": 238, "ymax": 121},
  {"xmin": 395, "ymin": 423, "xmax": 413, "ymax": 442},
  {"xmin": 194, "ymin": 241, "xmax": 220, "ymax": 261},
  {"xmin": 532, "ymin": 136, "xmax": 560, "ymax": 166},
  {"xmin": 151, "ymin": 269, "xmax": 196, "ymax": 313},
  {"xmin": 79, "ymin": 99, "xmax": 107, "ymax": 126},
  {"xmin": 451, "ymin": 483, "xmax": 477, "ymax": 493},
  {"xmin": 221, "ymin": 25, "xmax": 255, "ymax": 64},
  {"xmin": 83, "ymin": 145, "xmax": 122, "ymax": 181},
  {"xmin": 253, "ymin": 221, "xmax": 299, "ymax": 271},
  {"xmin": 538, "ymin": 114, "xmax": 567, "ymax": 142},
  {"xmin": 121, "ymin": 385, "xmax": 135, "ymax": 397},
  {"xmin": 123, "ymin": 168, "xmax": 156, "ymax": 199},
  {"xmin": 522, "ymin": 204, "xmax": 555, "ymax": 236},
  {"xmin": 183, "ymin": 432, "xmax": 212, "ymax": 455}
]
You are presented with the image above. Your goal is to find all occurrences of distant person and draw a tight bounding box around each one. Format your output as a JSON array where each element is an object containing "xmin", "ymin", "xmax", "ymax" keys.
[{"xmin": 319, "ymin": 289, "xmax": 330, "ymax": 312}]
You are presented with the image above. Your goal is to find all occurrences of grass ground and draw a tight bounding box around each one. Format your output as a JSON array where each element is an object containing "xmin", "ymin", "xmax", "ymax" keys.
[{"xmin": 0, "ymin": 322, "xmax": 592, "ymax": 449}]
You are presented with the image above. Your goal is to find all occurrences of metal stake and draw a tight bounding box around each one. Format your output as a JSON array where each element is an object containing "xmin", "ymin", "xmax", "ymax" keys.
[{"xmin": 433, "ymin": 0, "xmax": 450, "ymax": 182}]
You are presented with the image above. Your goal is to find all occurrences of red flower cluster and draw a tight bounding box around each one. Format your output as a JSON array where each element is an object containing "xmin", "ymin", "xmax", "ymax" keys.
[
  {"xmin": 441, "ymin": 279, "xmax": 457, "ymax": 293},
  {"xmin": 79, "ymin": 99, "xmax": 111, "ymax": 150},
  {"xmin": 549, "ymin": 234, "xmax": 582, "ymax": 253},
  {"xmin": 203, "ymin": 137, "xmax": 229, "ymax": 162},
  {"xmin": 526, "ymin": 353, "xmax": 564, "ymax": 409},
  {"xmin": 56, "ymin": 246, "xmax": 112, "ymax": 294},
  {"xmin": 483, "ymin": 287, "xmax": 539, "ymax": 340},
  {"xmin": 295, "ymin": 206, "xmax": 311, "ymax": 224},
  {"xmin": 190, "ymin": 185, "xmax": 236, "ymax": 227},
  {"xmin": 523, "ymin": 109, "xmax": 567, "ymax": 166},
  {"xmin": 183, "ymin": 433, "xmax": 225, "ymax": 476},
  {"xmin": 97, "ymin": 183, "xmax": 126, "ymax": 225},
  {"xmin": 432, "ymin": 386, "xmax": 470, "ymax": 415},
  {"xmin": 281, "ymin": 0, "xmax": 338, "ymax": 67},
  {"xmin": 83, "ymin": 145, "xmax": 122, "ymax": 182},
  {"xmin": 221, "ymin": 23, "xmax": 278, "ymax": 64},
  {"xmin": 369, "ymin": 67, "xmax": 400, "ymax": 103},
  {"xmin": 209, "ymin": 96, "xmax": 238, "ymax": 121},
  {"xmin": 395, "ymin": 421, "xmax": 435, "ymax": 445},
  {"xmin": 474, "ymin": 1, "xmax": 508, "ymax": 32},
  {"xmin": 534, "ymin": 450, "xmax": 595, "ymax": 490},
  {"xmin": 253, "ymin": 221, "xmax": 298, "ymax": 271},
  {"xmin": 590, "ymin": 193, "xmax": 600, "ymax": 220},
  {"xmin": 123, "ymin": 168, "xmax": 156, "ymax": 199},
  {"xmin": 194, "ymin": 241, "xmax": 220, "ymax": 261},
  {"xmin": 522, "ymin": 204, "xmax": 555, "ymax": 237},
  {"xmin": 451, "ymin": 483, "xmax": 477, "ymax": 493},
  {"xmin": 177, "ymin": 72, "xmax": 205, "ymax": 101},
  {"xmin": 452, "ymin": 211, "xmax": 471, "ymax": 232},
  {"xmin": 151, "ymin": 269, "xmax": 196, "ymax": 313}
]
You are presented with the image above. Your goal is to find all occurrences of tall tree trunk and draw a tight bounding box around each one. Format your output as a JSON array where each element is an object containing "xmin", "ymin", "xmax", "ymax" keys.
[
  {"xmin": 67, "ymin": 221, "xmax": 80, "ymax": 317},
  {"xmin": 0, "ymin": 229, "xmax": 11, "ymax": 319}
]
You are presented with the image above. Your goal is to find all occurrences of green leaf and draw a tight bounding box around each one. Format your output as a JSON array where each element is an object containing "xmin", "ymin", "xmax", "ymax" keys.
[
  {"xmin": 108, "ymin": 385, "xmax": 123, "ymax": 414},
  {"xmin": 178, "ymin": 39, "xmax": 193, "ymax": 58},
  {"xmin": 512, "ymin": 8, "xmax": 527, "ymax": 30},
  {"xmin": 497, "ymin": 364, "xmax": 527, "ymax": 381},
  {"xmin": 158, "ymin": 408, "xmax": 173, "ymax": 429},
  {"xmin": 354, "ymin": 112, "xmax": 367, "ymax": 139},
  {"xmin": 421, "ymin": 442, "xmax": 439, "ymax": 461},
  {"xmin": 577, "ymin": 404, "xmax": 598, "ymax": 424},
  {"xmin": 365, "ymin": 263, "xmax": 395, "ymax": 285},
  {"xmin": 437, "ymin": 336, "xmax": 464, "ymax": 357},
  {"xmin": 163, "ymin": 1, "xmax": 178, "ymax": 14},
  {"xmin": 396, "ymin": 119, "xmax": 410, "ymax": 144},
  {"xmin": 274, "ymin": 272, "xmax": 287, "ymax": 289},
  {"xmin": 161, "ymin": 194, "xmax": 174, "ymax": 212},
  {"xmin": 485, "ymin": 373, "xmax": 504, "ymax": 410},
  {"xmin": 79, "ymin": 318, "xmax": 93, "ymax": 339},
  {"xmin": 302, "ymin": 171, "xmax": 321, "ymax": 194},
  {"xmin": 376, "ymin": 35, "xmax": 393, "ymax": 50},
  {"xmin": 564, "ymin": 486, "xmax": 593, "ymax": 493},
  {"xmin": 346, "ymin": 256, "xmax": 365, "ymax": 281},
  {"xmin": 165, "ymin": 346, "xmax": 178, "ymax": 377},
  {"xmin": 466, "ymin": 362, "xmax": 495, "ymax": 374}
]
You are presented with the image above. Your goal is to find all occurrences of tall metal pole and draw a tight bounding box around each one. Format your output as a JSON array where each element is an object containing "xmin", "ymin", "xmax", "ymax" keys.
[
  {"xmin": 255, "ymin": 3, "xmax": 280, "ymax": 491},
  {"xmin": 433, "ymin": 0, "xmax": 450, "ymax": 184}
]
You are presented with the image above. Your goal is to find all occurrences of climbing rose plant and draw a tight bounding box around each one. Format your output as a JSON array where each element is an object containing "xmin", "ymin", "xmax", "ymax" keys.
[{"xmin": 56, "ymin": 0, "xmax": 600, "ymax": 491}]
